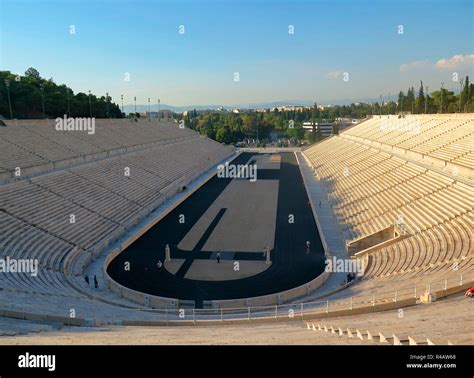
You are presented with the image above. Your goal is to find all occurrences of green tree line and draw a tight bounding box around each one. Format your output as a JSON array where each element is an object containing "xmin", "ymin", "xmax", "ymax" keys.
[
  {"xmin": 0, "ymin": 68, "xmax": 123, "ymax": 119},
  {"xmin": 185, "ymin": 78, "xmax": 473, "ymax": 145},
  {"xmin": 397, "ymin": 78, "xmax": 473, "ymax": 114},
  {"xmin": 184, "ymin": 103, "xmax": 378, "ymax": 145}
]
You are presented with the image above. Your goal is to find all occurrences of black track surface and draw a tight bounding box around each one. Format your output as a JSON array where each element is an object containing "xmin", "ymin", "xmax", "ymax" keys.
[{"xmin": 108, "ymin": 152, "xmax": 325, "ymax": 307}]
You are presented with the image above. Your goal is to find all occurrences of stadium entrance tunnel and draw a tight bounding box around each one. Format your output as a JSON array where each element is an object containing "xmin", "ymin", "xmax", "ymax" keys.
[{"xmin": 107, "ymin": 152, "xmax": 326, "ymax": 308}]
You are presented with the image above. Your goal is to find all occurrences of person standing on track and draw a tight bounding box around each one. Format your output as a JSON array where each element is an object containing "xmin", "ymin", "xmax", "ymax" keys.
[
  {"xmin": 306, "ymin": 240, "xmax": 311, "ymax": 254},
  {"xmin": 165, "ymin": 244, "xmax": 171, "ymax": 262},
  {"xmin": 216, "ymin": 252, "xmax": 221, "ymax": 264}
]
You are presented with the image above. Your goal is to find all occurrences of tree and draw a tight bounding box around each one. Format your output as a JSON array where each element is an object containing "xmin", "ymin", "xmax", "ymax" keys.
[
  {"xmin": 461, "ymin": 76, "xmax": 470, "ymax": 112},
  {"xmin": 25, "ymin": 67, "xmax": 40, "ymax": 79},
  {"xmin": 432, "ymin": 89, "xmax": 456, "ymax": 113},
  {"xmin": 398, "ymin": 91, "xmax": 405, "ymax": 113},
  {"xmin": 304, "ymin": 130, "xmax": 317, "ymax": 143},
  {"xmin": 416, "ymin": 81, "xmax": 425, "ymax": 114},
  {"xmin": 468, "ymin": 82, "xmax": 474, "ymax": 112},
  {"xmin": 215, "ymin": 126, "xmax": 232, "ymax": 144},
  {"xmin": 406, "ymin": 87, "xmax": 415, "ymax": 114},
  {"xmin": 286, "ymin": 125, "xmax": 304, "ymax": 140}
]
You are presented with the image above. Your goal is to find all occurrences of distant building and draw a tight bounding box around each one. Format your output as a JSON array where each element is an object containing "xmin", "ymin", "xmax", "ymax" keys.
[
  {"xmin": 303, "ymin": 121, "xmax": 337, "ymax": 138},
  {"xmin": 336, "ymin": 117, "xmax": 360, "ymax": 125},
  {"xmin": 317, "ymin": 104, "xmax": 334, "ymax": 110},
  {"xmin": 146, "ymin": 110, "xmax": 173, "ymax": 118},
  {"xmin": 302, "ymin": 122, "xmax": 316, "ymax": 131},
  {"xmin": 316, "ymin": 123, "xmax": 334, "ymax": 137}
]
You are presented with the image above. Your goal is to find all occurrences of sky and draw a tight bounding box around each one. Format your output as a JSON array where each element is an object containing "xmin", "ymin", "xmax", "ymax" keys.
[{"xmin": 0, "ymin": 0, "xmax": 473, "ymax": 106}]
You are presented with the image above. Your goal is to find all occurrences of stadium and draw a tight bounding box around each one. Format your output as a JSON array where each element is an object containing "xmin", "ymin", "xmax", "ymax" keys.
[
  {"xmin": 0, "ymin": 1, "xmax": 473, "ymax": 376},
  {"xmin": 0, "ymin": 113, "xmax": 472, "ymax": 346}
]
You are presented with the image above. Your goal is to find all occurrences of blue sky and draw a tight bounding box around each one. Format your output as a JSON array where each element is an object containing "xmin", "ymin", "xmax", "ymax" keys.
[{"xmin": 1, "ymin": 0, "xmax": 473, "ymax": 106}]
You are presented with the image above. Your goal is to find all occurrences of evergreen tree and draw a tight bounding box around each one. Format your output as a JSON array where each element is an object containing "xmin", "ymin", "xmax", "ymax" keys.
[
  {"xmin": 398, "ymin": 91, "xmax": 405, "ymax": 113},
  {"xmin": 25, "ymin": 67, "xmax": 40, "ymax": 79},
  {"xmin": 406, "ymin": 87, "xmax": 415, "ymax": 114},
  {"xmin": 416, "ymin": 81, "xmax": 425, "ymax": 114},
  {"xmin": 461, "ymin": 76, "xmax": 469, "ymax": 112}
]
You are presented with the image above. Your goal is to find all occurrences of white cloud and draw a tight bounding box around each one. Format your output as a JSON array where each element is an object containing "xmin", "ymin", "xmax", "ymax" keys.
[
  {"xmin": 435, "ymin": 54, "xmax": 474, "ymax": 70},
  {"xmin": 400, "ymin": 54, "xmax": 474, "ymax": 72},
  {"xmin": 326, "ymin": 70, "xmax": 343, "ymax": 79},
  {"xmin": 400, "ymin": 60, "xmax": 431, "ymax": 72}
]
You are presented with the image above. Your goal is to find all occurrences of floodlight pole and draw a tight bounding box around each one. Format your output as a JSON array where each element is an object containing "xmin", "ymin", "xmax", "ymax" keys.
[
  {"xmin": 148, "ymin": 98, "xmax": 151, "ymax": 121},
  {"xmin": 134, "ymin": 96, "xmax": 137, "ymax": 114},
  {"xmin": 379, "ymin": 95, "xmax": 382, "ymax": 117},
  {"xmin": 158, "ymin": 99, "xmax": 160, "ymax": 118},
  {"xmin": 88, "ymin": 90, "xmax": 92, "ymax": 117},
  {"xmin": 106, "ymin": 92, "xmax": 110, "ymax": 118},
  {"xmin": 121, "ymin": 94, "xmax": 124, "ymax": 114},
  {"xmin": 5, "ymin": 79, "xmax": 13, "ymax": 119},
  {"xmin": 40, "ymin": 84, "xmax": 45, "ymax": 118},
  {"xmin": 66, "ymin": 90, "xmax": 70, "ymax": 116},
  {"xmin": 459, "ymin": 77, "xmax": 464, "ymax": 113},
  {"xmin": 440, "ymin": 82, "xmax": 444, "ymax": 113}
]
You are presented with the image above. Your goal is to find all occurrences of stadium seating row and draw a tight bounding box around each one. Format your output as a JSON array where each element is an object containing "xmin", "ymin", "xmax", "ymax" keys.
[
  {"xmin": 0, "ymin": 119, "xmax": 234, "ymax": 319},
  {"xmin": 0, "ymin": 115, "xmax": 472, "ymax": 329},
  {"xmin": 303, "ymin": 115, "xmax": 473, "ymax": 302},
  {"xmin": 0, "ymin": 119, "xmax": 197, "ymax": 180}
]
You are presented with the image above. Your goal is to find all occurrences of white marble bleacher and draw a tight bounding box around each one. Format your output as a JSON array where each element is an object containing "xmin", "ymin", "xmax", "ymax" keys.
[
  {"xmin": 303, "ymin": 115, "xmax": 473, "ymax": 305},
  {"xmin": 0, "ymin": 118, "xmax": 234, "ymax": 325}
]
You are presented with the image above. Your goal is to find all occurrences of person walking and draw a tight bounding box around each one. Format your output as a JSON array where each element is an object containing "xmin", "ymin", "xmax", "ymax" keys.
[
  {"xmin": 216, "ymin": 252, "xmax": 221, "ymax": 264},
  {"xmin": 306, "ymin": 240, "xmax": 311, "ymax": 254},
  {"xmin": 165, "ymin": 244, "xmax": 171, "ymax": 261}
]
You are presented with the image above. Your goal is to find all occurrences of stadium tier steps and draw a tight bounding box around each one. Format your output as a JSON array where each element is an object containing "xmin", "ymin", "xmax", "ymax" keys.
[
  {"xmin": 0, "ymin": 118, "xmax": 235, "ymax": 323},
  {"xmin": 0, "ymin": 115, "xmax": 472, "ymax": 339},
  {"xmin": 302, "ymin": 114, "xmax": 473, "ymax": 303},
  {"xmin": 0, "ymin": 320, "xmax": 367, "ymax": 345},
  {"xmin": 340, "ymin": 114, "xmax": 474, "ymax": 180},
  {"xmin": 0, "ymin": 118, "xmax": 200, "ymax": 181},
  {"xmin": 0, "ymin": 316, "xmax": 61, "ymax": 337},
  {"xmin": 303, "ymin": 293, "xmax": 473, "ymax": 345}
]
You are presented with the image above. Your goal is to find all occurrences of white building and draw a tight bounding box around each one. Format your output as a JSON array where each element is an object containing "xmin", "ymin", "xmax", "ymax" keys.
[{"xmin": 303, "ymin": 122, "xmax": 334, "ymax": 137}]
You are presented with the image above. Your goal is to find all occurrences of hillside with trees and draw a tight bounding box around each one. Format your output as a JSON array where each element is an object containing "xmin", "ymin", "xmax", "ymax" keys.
[{"xmin": 0, "ymin": 68, "xmax": 123, "ymax": 119}]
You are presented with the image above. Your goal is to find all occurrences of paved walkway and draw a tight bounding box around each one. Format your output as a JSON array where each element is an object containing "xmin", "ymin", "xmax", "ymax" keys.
[{"xmin": 294, "ymin": 152, "xmax": 349, "ymax": 300}]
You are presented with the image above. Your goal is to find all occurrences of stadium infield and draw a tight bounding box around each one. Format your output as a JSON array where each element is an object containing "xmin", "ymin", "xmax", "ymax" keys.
[{"xmin": 107, "ymin": 152, "xmax": 325, "ymax": 307}]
